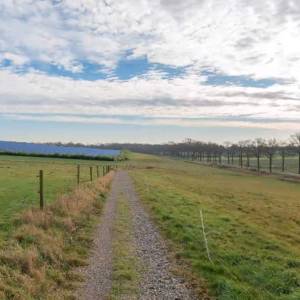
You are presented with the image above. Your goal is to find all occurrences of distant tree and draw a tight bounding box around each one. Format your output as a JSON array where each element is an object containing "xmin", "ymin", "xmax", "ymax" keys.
[
  {"xmin": 290, "ymin": 133, "xmax": 300, "ymax": 174},
  {"xmin": 230, "ymin": 143, "xmax": 239, "ymax": 165},
  {"xmin": 224, "ymin": 141, "xmax": 232, "ymax": 164},
  {"xmin": 238, "ymin": 140, "xmax": 251, "ymax": 168},
  {"xmin": 240, "ymin": 140, "xmax": 252, "ymax": 168},
  {"xmin": 252, "ymin": 138, "xmax": 265, "ymax": 172},
  {"xmin": 264, "ymin": 139, "xmax": 278, "ymax": 173},
  {"xmin": 278, "ymin": 140, "xmax": 287, "ymax": 172},
  {"xmin": 184, "ymin": 138, "xmax": 193, "ymax": 144},
  {"xmin": 80, "ymin": 135, "xmax": 300, "ymax": 175}
]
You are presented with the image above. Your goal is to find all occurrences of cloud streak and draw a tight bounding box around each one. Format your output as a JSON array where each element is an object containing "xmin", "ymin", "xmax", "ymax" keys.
[{"xmin": 0, "ymin": 0, "xmax": 300, "ymax": 136}]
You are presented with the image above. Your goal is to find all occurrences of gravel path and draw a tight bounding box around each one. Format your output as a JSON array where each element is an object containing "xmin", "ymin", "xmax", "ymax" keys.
[
  {"xmin": 79, "ymin": 171, "xmax": 197, "ymax": 300},
  {"xmin": 120, "ymin": 171, "xmax": 197, "ymax": 300},
  {"xmin": 78, "ymin": 172, "xmax": 122, "ymax": 300}
]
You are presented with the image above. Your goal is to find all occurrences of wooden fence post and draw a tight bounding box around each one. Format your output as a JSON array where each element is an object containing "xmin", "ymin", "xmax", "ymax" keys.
[
  {"xmin": 97, "ymin": 166, "xmax": 99, "ymax": 178},
  {"xmin": 90, "ymin": 166, "xmax": 93, "ymax": 181},
  {"xmin": 39, "ymin": 170, "xmax": 44, "ymax": 210},
  {"xmin": 77, "ymin": 165, "xmax": 80, "ymax": 185}
]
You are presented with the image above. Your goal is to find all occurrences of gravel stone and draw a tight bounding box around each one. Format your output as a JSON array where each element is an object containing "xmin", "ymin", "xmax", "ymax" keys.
[
  {"xmin": 78, "ymin": 171, "xmax": 198, "ymax": 300},
  {"xmin": 77, "ymin": 172, "xmax": 122, "ymax": 300},
  {"xmin": 120, "ymin": 171, "xmax": 197, "ymax": 300}
]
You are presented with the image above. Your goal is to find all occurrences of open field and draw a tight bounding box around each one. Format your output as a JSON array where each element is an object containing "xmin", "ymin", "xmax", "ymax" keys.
[
  {"xmin": 1, "ymin": 152, "xmax": 299, "ymax": 299},
  {"xmin": 0, "ymin": 155, "xmax": 117, "ymax": 241},
  {"xmin": 129, "ymin": 153, "xmax": 300, "ymax": 299}
]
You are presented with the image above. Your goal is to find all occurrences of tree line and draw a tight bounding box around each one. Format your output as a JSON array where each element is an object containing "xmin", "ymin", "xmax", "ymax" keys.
[
  {"xmin": 105, "ymin": 134, "xmax": 300, "ymax": 174},
  {"xmin": 51, "ymin": 133, "xmax": 300, "ymax": 174}
]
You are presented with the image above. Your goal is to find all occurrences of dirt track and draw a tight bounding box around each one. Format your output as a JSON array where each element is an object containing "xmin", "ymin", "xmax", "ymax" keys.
[{"xmin": 79, "ymin": 171, "xmax": 197, "ymax": 299}]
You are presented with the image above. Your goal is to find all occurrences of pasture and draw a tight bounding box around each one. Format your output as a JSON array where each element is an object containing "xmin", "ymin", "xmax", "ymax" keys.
[
  {"xmin": 0, "ymin": 151, "xmax": 299, "ymax": 299},
  {"xmin": 130, "ymin": 153, "xmax": 300, "ymax": 299},
  {"xmin": 0, "ymin": 155, "xmax": 114, "ymax": 241}
]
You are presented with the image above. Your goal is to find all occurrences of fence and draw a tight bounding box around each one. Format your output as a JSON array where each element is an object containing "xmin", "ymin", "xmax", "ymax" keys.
[
  {"xmin": 0, "ymin": 159, "xmax": 121, "ymax": 233},
  {"xmin": 37, "ymin": 164, "xmax": 115, "ymax": 210},
  {"xmin": 174, "ymin": 151, "xmax": 300, "ymax": 175}
]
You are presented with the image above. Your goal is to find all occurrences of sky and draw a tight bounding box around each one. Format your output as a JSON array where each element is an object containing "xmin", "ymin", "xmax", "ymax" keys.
[{"xmin": 0, "ymin": 0, "xmax": 299, "ymax": 144}]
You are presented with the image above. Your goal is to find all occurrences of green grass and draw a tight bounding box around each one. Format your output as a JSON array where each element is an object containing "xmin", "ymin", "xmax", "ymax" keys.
[
  {"xmin": 253, "ymin": 156, "xmax": 298, "ymax": 174},
  {"xmin": 0, "ymin": 173, "xmax": 113, "ymax": 299},
  {"xmin": 130, "ymin": 153, "xmax": 300, "ymax": 300},
  {"xmin": 110, "ymin": 193, "xmax": 141, "ymax": 299},
  {"xmin": 0, "ymin": 154, "xmax": 117, "ymax": 240},
  {"xmin": 202, "ymin": 155, "xmax": 299, "ymax": 174}
]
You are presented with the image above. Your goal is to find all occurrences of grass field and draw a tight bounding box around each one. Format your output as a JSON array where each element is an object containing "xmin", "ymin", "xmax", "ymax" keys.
[
  {"xmin": 0, "ymin": 171, "xmax": 114, "ymax": 299},
  {"xmin": 130, "ymin": 153, "xmax": 300, "ymax": 300},
  {"xmin": 247, "ymin": 156, "xmax": 298, "ymax": 174},
  {"xmin": 0, "ymin": 155, "xmax": 116, "ymax": 241}
]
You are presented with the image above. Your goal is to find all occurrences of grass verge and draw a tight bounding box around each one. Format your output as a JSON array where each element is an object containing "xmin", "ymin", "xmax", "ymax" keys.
[
  {"xmin": 0, "ymin": 172, "xmax": 114, "ymax": 300},
  {"xmin": 129, "ymin": 153, "xmax": 300, "ymax": 300},
  {"xmin": 110, "ymin": 193, "xmax": 141, "ymax": 300}
]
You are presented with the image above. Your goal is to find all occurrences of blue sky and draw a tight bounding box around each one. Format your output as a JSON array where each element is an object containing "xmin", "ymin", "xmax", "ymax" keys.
[
  {"xmin": 0, "ymin": 0, "xmax": 299, "ymax": 144},
  {"xmin": 0, "ymin": 117, "xmax": 286, "ymax": 144}
]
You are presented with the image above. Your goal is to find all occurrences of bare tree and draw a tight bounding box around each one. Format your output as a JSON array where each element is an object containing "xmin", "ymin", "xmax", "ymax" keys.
[
  {"xmin": 252, "ymin": 138, "xmax": 265, "ymax": 173},
  {"xmin": 238, "ymin": 140, "xmax": 252, "ymax": 168},
  {"xmin": 290, "ymin": 133, "xmax": 300, "ymax": 174},
  {"xmin": 264, "ymin": 139, "xmax": 278, "ymax": 173},
  {"xmin": 244, "ymin": 140, "xmax": 252, "ymax": 168},
  {"xmin": 224, "ymin": 141, "xmax": 232, "ymax": 165},
  {"xmin": 103, "ymin": 135, "xmax": 300, "ymax": 175},
  {"xmin": 278, "ymin": 140, "xmax": 287, "ymax": 172}
]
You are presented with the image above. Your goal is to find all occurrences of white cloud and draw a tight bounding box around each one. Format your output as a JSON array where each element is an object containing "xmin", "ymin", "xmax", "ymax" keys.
[
  {"xmin": 0, "ymin": 52, "xmax": 29, "ymax": 65},
  {"xmin": 2, "ymin": 112, "xmax": 298, "ymax": 131},
  {"xmin": 0, "ymin": 68, "xmax": 299, "ymax": 130},
  {"xmin": 1, "ymin": 0, "xmax": 300, "ymax": 79},
  {"xmin": 0, "ymin": 0, "xmax": 300, "ymax": 133}
]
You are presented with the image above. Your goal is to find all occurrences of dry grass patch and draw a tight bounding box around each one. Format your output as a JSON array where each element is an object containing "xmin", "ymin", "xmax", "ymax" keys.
[{"xmin": 0, "ymin": 172, "xmax": 114, "ymax": 300}]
